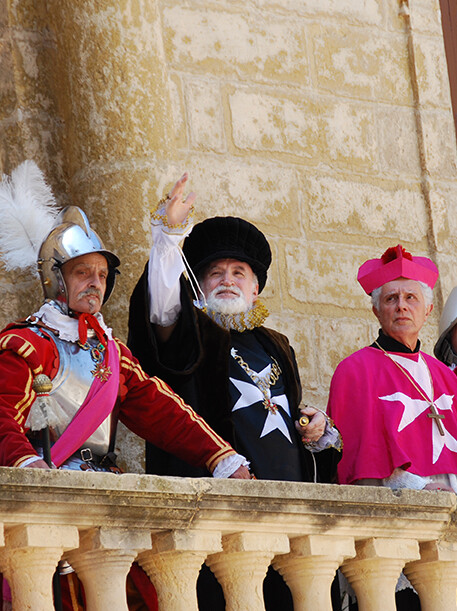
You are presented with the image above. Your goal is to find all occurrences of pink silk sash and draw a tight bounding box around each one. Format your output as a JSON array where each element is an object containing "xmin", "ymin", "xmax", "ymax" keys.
[{"xmin": 51, "ymin": 339, "xmax": 119, "ymax": 467}]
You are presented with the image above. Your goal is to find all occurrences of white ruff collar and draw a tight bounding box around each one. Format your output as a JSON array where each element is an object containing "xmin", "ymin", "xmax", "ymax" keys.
[
  {"xmin": 194, "ymin": 299, "xmax": 269, "ymax": 332},
  {"xmin": 32, "ymin": 302, "xmax": 113, "ymax": 342}
]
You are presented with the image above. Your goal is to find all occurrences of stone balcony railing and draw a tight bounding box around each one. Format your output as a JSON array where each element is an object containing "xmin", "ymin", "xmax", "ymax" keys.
[{"xmin": 0, "ymin": 468, "xmax": 457, "ymax": 611}]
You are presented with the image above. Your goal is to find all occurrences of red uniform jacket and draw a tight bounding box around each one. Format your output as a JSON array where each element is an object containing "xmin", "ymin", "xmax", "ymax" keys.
[{"xmin": 0, "ymin": 325, "xmax": 235, "ymax": 471}]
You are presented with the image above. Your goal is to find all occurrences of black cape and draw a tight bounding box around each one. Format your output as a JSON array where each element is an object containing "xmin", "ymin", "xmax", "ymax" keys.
[{"xmin": 128, "ymin": 264, "xmax": 340, "ymax": 483}]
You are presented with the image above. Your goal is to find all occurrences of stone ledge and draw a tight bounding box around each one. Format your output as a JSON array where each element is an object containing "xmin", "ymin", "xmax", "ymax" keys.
[{"xmin": 0, "ymin": 468, "xmax": 455, "ymax": 542}]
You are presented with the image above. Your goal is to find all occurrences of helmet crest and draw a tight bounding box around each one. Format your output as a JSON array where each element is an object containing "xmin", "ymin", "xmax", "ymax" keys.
[{"xmin": 0, "ymin": 161, "xmax": 120, "ymax": 315}]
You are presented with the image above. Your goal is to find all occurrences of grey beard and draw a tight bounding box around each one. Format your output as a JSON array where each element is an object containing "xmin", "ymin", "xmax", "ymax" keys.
[{"xmin": 206, "ymin": 291, "xmax": 250, "ymax": 315}]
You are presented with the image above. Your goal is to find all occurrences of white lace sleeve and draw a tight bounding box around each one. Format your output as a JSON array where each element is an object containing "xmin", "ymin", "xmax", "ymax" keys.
[
  {"xmin": 148, "ymin": 217, "xmax": 193, "ymax": 326},
  {"xmin": 212, "ymin": 453, "xmax": 250, "ymax": 478}
]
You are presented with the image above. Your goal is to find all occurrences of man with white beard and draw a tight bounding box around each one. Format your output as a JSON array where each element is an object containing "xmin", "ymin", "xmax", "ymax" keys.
[
  {"xmin": 129, "ymin": 174, "xmax": 341, "ymax": 483},
  {"xmin": 129, "ymin": 174, "xmax": 342, "ymax": 610}
]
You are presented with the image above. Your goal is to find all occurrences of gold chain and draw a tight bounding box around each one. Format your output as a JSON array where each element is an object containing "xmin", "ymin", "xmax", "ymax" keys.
[
  {"xmin": 231, "ymin": 348, "xmax": 282, "ymax": 413},
  {"xmin": 374, "ymin": 341, "xmax": 445, "ymax": 436}
]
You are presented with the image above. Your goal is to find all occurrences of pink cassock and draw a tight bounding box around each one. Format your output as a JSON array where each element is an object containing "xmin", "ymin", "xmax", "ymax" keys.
[{"xmin": 327, "ymin": 346, "xmax": 457, "ymax": 485}]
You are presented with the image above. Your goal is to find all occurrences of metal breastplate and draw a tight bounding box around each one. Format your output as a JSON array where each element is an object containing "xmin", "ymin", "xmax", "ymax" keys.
[{"xmin": 33, "ymin": 328, "xmax": 111, "ymax": 456}]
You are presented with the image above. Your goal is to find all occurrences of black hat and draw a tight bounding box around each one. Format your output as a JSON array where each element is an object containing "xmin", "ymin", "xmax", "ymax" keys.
[{"xmin": 183, "ymin": 216, "xmax": 272, "ymax": 293}]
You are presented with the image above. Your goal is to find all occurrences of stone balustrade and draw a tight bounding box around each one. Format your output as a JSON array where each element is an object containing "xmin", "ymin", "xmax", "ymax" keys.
[{"xmin": 0, "ymin": 467, "xmax": 456, "ymax": 610}]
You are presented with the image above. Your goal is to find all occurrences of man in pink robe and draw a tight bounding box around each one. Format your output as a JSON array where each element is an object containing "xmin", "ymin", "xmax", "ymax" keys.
[
  {"xmin": 327, "ymin": 244, "xmax": 457, "ymax": 610},
  {"xmin": 327, "ymin": 245, "xmax": 457, "ymax": 492}
]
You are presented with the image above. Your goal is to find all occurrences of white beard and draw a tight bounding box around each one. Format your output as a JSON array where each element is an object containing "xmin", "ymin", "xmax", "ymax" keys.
[{"xmin": 206, "ymin": 286, "xmax": 251, "ymax": 315}]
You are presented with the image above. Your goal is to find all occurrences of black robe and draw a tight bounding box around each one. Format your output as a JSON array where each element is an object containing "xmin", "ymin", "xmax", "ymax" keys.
[
  {"xmin": 128, "ymin": 263, "xmax": 342, "ymax": 611},
  {"xmin": 128, "ymin": 264, "xmax": 340, "ymax": 482}
]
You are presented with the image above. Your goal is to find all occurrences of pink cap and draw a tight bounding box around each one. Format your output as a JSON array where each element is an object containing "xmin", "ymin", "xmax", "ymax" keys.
[{"xmin": 357, "ymin": 245, "xmax": 438, "ymax": 294}]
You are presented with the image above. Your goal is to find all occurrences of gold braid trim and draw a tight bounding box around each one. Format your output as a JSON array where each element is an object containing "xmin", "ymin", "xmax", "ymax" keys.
[
  {"xmin": 197, "ymin": 300, "xmax": 269, "ymax": 332},
  {"xmin": 13, "ymin": 454, "xmax": 39, "ymax": 468}
]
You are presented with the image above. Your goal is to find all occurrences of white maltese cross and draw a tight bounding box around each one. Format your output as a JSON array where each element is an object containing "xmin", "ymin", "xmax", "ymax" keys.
[
  {"xmin": 230, "ymin": 363, "xmax": 291, "ymax": 443},
  {"xmin": 380, "ymin": 391, "xmax": 457, "ymax": 463}
]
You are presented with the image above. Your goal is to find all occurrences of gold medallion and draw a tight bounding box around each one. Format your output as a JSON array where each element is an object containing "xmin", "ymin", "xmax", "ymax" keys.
[{"xmin": 91, "ymin": 363, "xmax": 112, "ymax": 382}]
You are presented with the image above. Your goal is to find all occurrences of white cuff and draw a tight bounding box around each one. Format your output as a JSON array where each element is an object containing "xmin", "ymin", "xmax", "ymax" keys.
[
  {"xmin": 18, "ymin": 455, "xmax": 43, "ymax": 468},
  {"xmin": 212, "ymin": 453, "xmax": 250, "ymax": 478}
]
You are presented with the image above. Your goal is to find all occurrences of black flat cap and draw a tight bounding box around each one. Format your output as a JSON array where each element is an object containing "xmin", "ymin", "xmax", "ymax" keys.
[{"xmin": 183, "ymin": 216, "xmax": 272, "ymax": 293}]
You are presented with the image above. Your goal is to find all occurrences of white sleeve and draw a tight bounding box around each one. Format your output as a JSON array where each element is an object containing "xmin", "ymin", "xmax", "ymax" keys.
[
  {"xmin": 18, "ymin": 455, "xmax": 43, "ymax": 468},
  {"xmin": 381, "ymin": 468, "xmax": 428, "ymax": 490},
  {"xmin": 148, "ymin": 219, "xmax": 193, "ymax": 327},
  {"xmin": 212, "ymin": 453, "xmax": 250, "ymax": 478}
]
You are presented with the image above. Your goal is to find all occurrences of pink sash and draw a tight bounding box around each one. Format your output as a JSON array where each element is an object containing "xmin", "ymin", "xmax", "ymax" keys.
[{"xmin": 51, "ymin": 339, "xmax": 119, "ymax": 467}]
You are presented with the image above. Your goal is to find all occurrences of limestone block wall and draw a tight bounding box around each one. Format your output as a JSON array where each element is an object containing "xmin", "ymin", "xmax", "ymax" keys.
[{"xmin": 1, "ymin": 0, "xmax": 457, "ymax": 470}]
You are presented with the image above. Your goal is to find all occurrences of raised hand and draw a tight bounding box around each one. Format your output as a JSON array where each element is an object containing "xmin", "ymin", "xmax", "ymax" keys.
[{"xmin": 165, "ymin": 172, "xmax": 196, "ymax": 226}]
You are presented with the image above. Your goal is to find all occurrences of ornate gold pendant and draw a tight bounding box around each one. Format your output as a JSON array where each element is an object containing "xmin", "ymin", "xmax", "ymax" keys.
[
  {"xmin": 263, "ymin": 399, "xmax": 278, "ymax": 414},
  {"xmin": 91, "ymin": 363, "xmax": 112, "ymax": 382}
]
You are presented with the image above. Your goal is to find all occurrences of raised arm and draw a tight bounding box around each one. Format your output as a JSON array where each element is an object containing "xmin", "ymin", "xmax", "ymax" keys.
[{"xmin": 148, "ymin": 173, "xmax": 196, "ymax": 343}]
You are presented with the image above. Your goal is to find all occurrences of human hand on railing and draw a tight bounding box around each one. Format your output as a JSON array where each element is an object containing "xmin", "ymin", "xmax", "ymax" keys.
[
  {"xmin": 228, "ymin": 465, "xmax": 251, "ymax": 479},
  {"xmin": 24, "ymin": 459, "xmax": 52, "ymax": 469},
  {"xmin": 423, "ymin": 482, "xmax": 455, "ymax": 492}
]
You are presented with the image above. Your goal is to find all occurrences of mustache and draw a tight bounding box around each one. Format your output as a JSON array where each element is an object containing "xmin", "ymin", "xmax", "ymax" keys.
[
  {"xmin": 76, "ymin": 288, "xmax": 103, "ymax": 301},
  {"xmin": 213, "ymin": 285, "xmax": 242, "ymax": 297}
]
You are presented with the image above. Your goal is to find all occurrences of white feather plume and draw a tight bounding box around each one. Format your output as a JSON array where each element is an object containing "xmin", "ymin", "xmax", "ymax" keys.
[{"xmin": 0, "ymin": 160, "xmax": 61, "ymax": 273}]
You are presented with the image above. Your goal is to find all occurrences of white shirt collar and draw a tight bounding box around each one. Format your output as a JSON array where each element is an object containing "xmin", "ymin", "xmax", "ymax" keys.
[{"xmin": 32, "ymin": 302, "xmax": 113, "ymax": 342}]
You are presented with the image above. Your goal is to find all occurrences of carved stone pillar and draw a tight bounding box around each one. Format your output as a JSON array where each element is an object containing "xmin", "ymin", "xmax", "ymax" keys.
[
  {"xmin": 206, "ymin": 532, "xmax": 290, "ymax": 611},
  {"xmin": 341, "ymin": 538, "xmax": 420, "ymax": 611},
  {"xmin": 66, "ymin": 527, "xmax": 151, "ymax": 611},
  {"xmin": 404, "ymin": 540, "xmax": 457, "ymax": 611},
  {"xmin": 273, "ymin": 535, "xmax": 355, "ymax": 610},
  {"xmin": 138, "ymin": 529, "xmax": 222, "ymax": 611},
  {"xmin": 43, "ymin": 0, "xmax": 177, "ymax": 313},
  {"xmin": 2, "ymin": 524, "xmax": 78, "ymax": 611}
]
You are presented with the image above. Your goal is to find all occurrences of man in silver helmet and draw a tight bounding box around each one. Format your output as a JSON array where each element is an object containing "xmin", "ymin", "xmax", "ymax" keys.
[
  {"xmin": 0, "ymin": 163, "xmax": 249, "ymax": 610},
  {"xmin": 0, "ymin": 196, "xmax": 248, "ymax": 478},
  {"xmin": 434, "ymin": 286, "xmax": 457, "ymax": 373},
  {"xmin": 128, "ymin": 173, "xmax": 342, "ymax": 611}
]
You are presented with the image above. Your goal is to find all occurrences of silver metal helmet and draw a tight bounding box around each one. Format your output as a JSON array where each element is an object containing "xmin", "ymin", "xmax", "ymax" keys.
[
  {"xmin": 434, "ymin": 286, "xmax": 457, "ymax": 365},
  {"xmin": 37, "ymin": 206, "xmax": 120, "ymax": 313}
]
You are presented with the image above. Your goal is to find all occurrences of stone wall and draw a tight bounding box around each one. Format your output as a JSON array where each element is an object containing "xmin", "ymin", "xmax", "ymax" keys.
[{"xmin": 1, "ymin": 0, "xmax": 457, "ymax": 470}]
